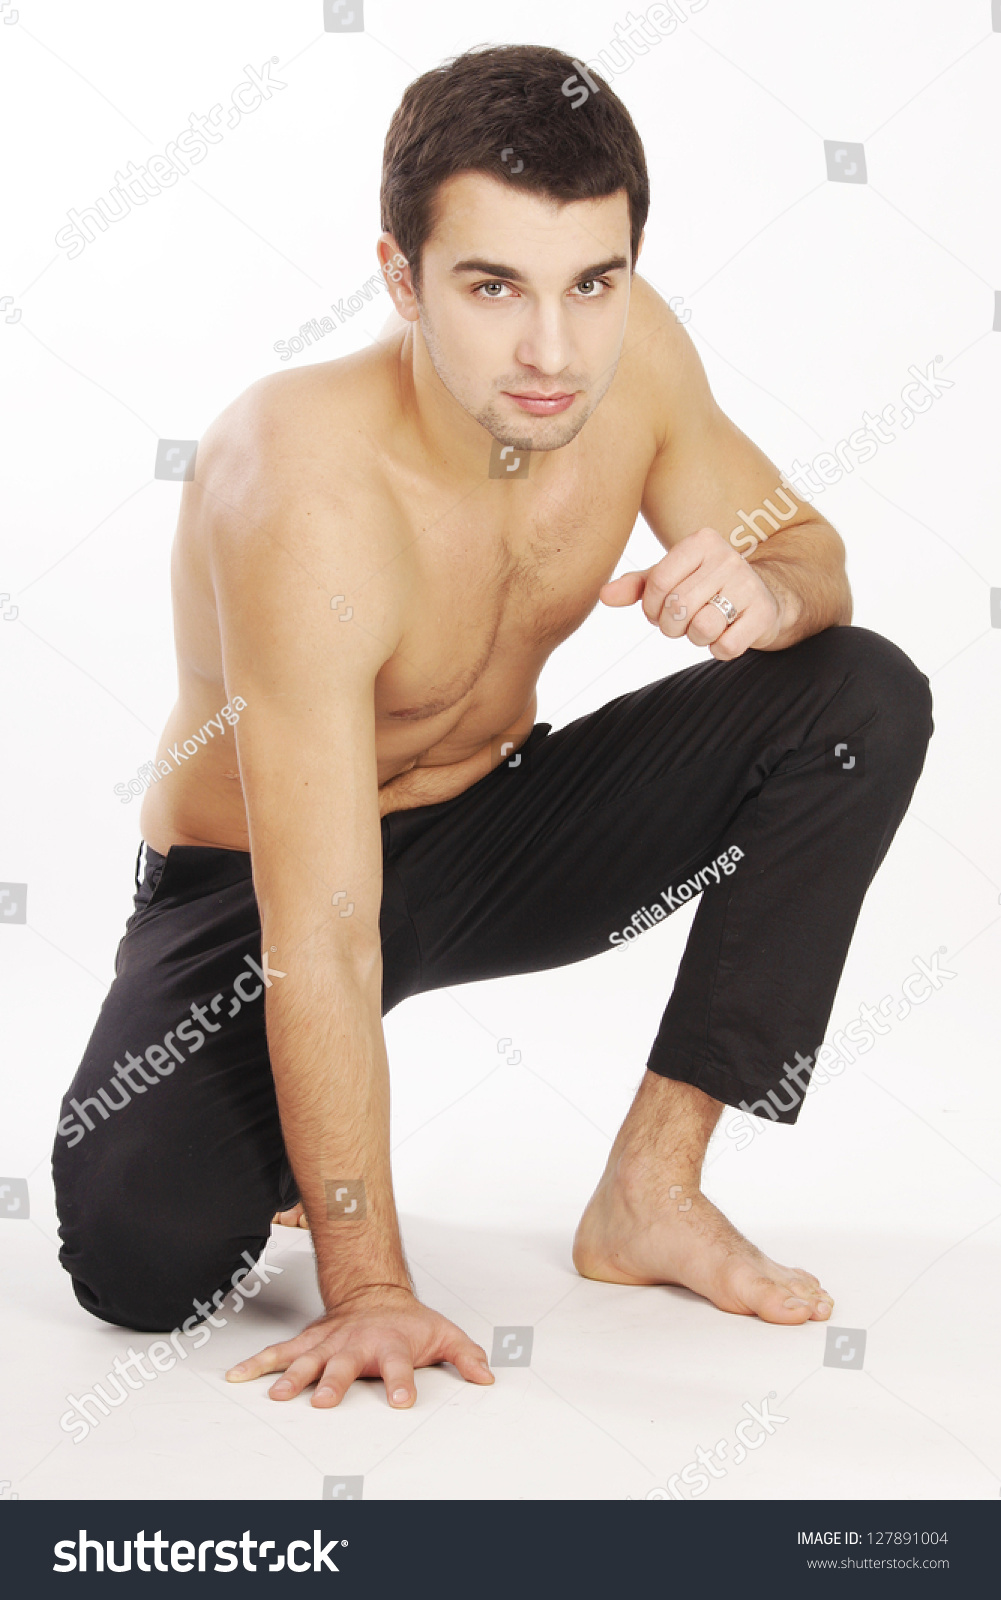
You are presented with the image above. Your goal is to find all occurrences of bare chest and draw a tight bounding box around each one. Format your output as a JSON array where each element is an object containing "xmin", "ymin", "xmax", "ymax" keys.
[{"xmin": 373, "ymin": 461, "xmax": 645, "ymax": 755}]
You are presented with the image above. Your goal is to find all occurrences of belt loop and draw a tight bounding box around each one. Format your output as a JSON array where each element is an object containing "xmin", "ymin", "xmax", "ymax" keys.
[{"xmin": 134, "ymin": 839, "xmax": 146, "ymax": 894}]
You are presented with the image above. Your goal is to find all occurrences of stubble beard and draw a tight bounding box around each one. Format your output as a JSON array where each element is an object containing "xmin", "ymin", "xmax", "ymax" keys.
[{"xmin": 417, "ymin": 299, "xmax": 619, "ymax": 454}]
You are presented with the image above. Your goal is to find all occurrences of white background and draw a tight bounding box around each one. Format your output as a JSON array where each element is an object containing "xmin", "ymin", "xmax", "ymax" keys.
[{"xmin": 1, "ymin": 0, "xmax": 998, "ymax": 1502}]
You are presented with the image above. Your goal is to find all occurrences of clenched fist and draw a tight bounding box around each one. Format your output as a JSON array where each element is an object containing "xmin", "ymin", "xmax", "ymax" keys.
[{"xmin": 600, "ymin": 525, "xmax": 784, "ymax": 660}]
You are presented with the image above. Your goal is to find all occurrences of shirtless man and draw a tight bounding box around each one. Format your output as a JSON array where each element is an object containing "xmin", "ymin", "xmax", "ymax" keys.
[{"xmin": 52, "ymin": 45, "xmax": 933, "ymax": 1413}]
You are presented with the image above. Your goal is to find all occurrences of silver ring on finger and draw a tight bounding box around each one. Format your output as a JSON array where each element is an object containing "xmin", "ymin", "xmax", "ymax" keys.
[{"xmin": 707, "ymin": 590, "xmax": 738, "ymax": 627}]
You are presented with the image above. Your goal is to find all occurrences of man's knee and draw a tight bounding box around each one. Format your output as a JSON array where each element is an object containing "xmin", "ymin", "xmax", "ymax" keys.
[
  {"xmin": 54, "ymin": 1158, "xmax": 266, "ymax": 1332},
  {"xmin": 62, "ymin": 1230, "xmax": 270, "ymax": 1334},
  {"xmin": 793, "ymin": 624, "xmax": 933, "ymax": 762}
]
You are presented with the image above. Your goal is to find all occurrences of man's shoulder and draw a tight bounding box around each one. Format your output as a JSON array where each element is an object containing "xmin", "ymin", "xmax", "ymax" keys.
[
  {"xmin": 203, "ymin": 352, "xmax": 391, "ymax": 490},
  {"xmin": 622, "ymin": 273, "xmax": 716, "ymax": 449},
  {"xmin": 190, "ymin": 354, "xmax": 407, "ymax": 661},
  {"xmin": 192, "ymin": 350, "xmax": 399, "ymax": 549}
]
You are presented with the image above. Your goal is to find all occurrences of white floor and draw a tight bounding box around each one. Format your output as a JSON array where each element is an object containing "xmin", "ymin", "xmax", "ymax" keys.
[{"xmin": 6, "ymin": 846, "xmax": 999, "ymax": 1502}]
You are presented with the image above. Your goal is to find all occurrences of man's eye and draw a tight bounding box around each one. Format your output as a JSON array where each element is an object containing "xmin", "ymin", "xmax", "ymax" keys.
[
  {"xmin": 575, "ymin": 278, "xmax": 608, "ymax": 297},
  {"xmin": 476, "ymin": 281, "xmax": 511, "ymax": 298}
]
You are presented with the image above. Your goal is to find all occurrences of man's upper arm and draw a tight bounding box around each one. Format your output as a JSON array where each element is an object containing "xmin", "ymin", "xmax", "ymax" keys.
[
  {"xmin": 632, "ymin": 280, "xmax": 821, "ymax": 550},
  {"xmin": 206, "ymin": 446, "xmax": 401, "ymax": 973}
]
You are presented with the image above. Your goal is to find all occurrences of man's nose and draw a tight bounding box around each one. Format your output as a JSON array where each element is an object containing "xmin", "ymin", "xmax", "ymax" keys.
[{"xmin": 513, "ymin": 305, "xmax": 574, "ymax": 378}]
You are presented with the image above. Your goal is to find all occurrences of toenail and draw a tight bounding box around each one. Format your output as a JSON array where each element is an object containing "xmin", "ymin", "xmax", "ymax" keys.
[
  {"xmin": 784, "ymin": 1297, "xmax": 809, "ymax": 1308},
  {"xmin": 818, "ymin": 1300, "xmax": 833, "ymax": 1314}
]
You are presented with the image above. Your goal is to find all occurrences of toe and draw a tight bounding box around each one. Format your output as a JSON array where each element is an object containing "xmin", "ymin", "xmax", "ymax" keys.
[
  {"xmin": 791, "ymin": 1266, "xmax": 821, "ymax": 1287},
  {"xmin": 787, "ymin": 1276, "xmax": 822, "ymax": 1301},
  {"xmin": 739, "ymin": 1273, "xmax": 814, "ymax": 1324},
  {"xmin": 784, "ymin": 1273, "xmax": 834, "ymax": 1320}
]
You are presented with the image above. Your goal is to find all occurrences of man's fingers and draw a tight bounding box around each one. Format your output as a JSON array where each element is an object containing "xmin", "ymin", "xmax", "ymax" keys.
[
  {"xmin": 683, "ymin": 594, "xmax": 735, "ymax": 648},
  {"xmin": 654, "ymin": 587, "xmax": 701, "ymax": 638},
  {"xmin": 708, "ymin": 611, "xmax": 759, "ymax": 660},
  {"xmin": 604, "ymin": 531, "xmax": 767, "ymax": 641},
  {"xmin": 598, "ymin": 571, "xmax": 646, "ymax": 606},
  {"xmin": 312, "ymin": 1353, "xmax": 364, "ymax": 1409},
  {"xmin": 379, "ymin": 1349, "xmax": 418, "ymax": 1409},
  {"xmin": 225, "ymin": 1332, "xmax": 323, "ymax": 1384},
  {"xmin": 226, "ymin": 1307, "xmax": 494, "ymax": 1413},
  {"xmin": 267, "ymin": 1349, "xmax": 332, "ymax": 1401},
  {"xmin": 226, "ymin": 1341, "xmax": 295, "ymax": 1382},
  {"xmin": 445, "ymin": 1336, "xmax": 495, "ymax": 1385},
  {"xmin": 636, "ymin": 538, "xmax": 706, "ymax": 623}
]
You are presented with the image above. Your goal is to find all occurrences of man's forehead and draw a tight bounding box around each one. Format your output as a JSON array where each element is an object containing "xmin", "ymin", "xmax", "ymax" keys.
[{"xmin": 427, "ymin": 171, "xmax": 631, "ymax": 249}]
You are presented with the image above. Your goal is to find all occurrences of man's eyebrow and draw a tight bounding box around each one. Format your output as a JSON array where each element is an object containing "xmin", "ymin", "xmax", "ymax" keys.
[{"xmin": 451, "ymin": 255, "xmax": 629, "ymax": 283}]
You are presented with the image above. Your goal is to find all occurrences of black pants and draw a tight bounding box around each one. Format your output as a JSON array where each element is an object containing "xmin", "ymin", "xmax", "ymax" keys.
[{"xmin": 52, "ymin": 625, "xmax": 932, "ymax": 1332}]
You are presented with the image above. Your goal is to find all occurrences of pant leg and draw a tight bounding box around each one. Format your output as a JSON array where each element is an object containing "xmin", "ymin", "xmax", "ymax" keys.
[
  {"xmin": 384, "ymin": 625, "xmax": 933, "ymax": 1124},
  {"xmin": 51, "ymin": 826, "xmax": 419, "ymax": 1332}
]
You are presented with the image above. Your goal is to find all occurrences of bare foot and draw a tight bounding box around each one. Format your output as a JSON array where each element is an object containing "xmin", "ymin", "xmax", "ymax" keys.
[
  {"xmin": 572, "ymin": 1173, "xmax": 834, "ymax": 1325},
  {"xmin": 272, "ymin": 1202, "xmax": 310, "ymax": 1229}
]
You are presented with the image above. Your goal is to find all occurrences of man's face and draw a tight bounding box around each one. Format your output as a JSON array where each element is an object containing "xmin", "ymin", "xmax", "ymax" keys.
[{"xmin": 412, "ymin": 173, "xmax": 636, "ymax": 453}]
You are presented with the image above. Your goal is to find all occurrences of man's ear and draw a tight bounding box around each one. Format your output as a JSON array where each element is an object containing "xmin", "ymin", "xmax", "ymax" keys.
[{"xmin": 377, "ymin": 233, "xmax": 419, "ymax": 323}]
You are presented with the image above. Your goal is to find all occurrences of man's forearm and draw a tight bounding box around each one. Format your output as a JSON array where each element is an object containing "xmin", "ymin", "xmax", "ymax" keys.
[
  {"xmin": 264, "ymin": 960, "xmax": 413, "ymax": 1308},
  {"xmin": 746, "ymin": 518, "xmax": 853, "ymax": 650}
]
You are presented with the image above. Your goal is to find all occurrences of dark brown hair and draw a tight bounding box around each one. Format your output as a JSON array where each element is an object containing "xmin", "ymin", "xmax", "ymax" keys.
[{"xmin": 380, "ymin": 44, "xmax": 650, "ymax": 296}]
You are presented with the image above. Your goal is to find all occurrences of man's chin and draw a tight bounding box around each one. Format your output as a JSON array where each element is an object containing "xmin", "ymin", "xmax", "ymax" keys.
[{"xmin": 487, "ymin": 406, "xmax": 593, "ymax": 455}]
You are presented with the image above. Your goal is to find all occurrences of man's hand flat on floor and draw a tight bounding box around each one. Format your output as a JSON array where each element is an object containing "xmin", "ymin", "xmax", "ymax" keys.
[{"xmin": 225, "ymin": 1285, "xmax": 494, "ymax": 1409}]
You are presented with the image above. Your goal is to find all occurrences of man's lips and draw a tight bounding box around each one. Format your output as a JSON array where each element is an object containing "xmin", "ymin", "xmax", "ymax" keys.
[{"xmin": 503, "ymin": 390, "xmax": 578, "ymax": 415}]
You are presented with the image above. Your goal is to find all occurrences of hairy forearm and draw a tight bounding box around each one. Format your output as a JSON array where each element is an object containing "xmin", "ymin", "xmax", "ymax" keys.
[
  {"xmin": 265, "ymin": 963, "xmax": 413, "ymax": 1308},
  {"xmin": 746, "ymin": 519, "xmax": 853, "ymax": 650}
]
